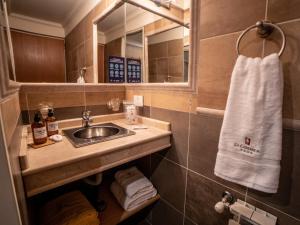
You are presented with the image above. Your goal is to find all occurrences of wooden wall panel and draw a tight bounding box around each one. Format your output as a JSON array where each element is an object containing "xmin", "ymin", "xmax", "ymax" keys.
[{"xmin": 11, "ymin": 31, "xmax": 66, "ymax": 83}]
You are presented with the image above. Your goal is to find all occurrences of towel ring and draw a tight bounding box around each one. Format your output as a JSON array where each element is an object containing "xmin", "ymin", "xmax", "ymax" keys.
[{"xmin": 236, "ymin": 21, "xmax": 286, "ymax": 57}]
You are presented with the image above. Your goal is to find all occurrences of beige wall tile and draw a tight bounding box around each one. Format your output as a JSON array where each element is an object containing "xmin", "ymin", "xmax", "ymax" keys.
[
  {"xmin": 199, "ymin": 0, "xmax": 266, "ymax": 39},
  {"xmin": 19, "ymin": 92, "xmax": 27, "ymax": 111},
  {"xmin": 85, "ymin": 91, "xmax": 125, "ymax": 106},
  {"xmin": 126, "ymin": 90, "xmax": 152, "ymax": 106},
  {"xmin": 0, "ymin": 93, "xmax": 20, "ymax": 144},
  {"xmin": 26, "ymin": 92, "xmax": 85, "ymax": 110},
  {"xmin": 264, "ymin": 21, "xmax": 300, "ymax": 119},
  {"xmin": 151, "ymin": 91, "xmax": 192, "ymax": 112}
]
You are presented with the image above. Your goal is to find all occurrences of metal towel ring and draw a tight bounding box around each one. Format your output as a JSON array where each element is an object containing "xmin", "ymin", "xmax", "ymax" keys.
[{"xmin": 236, "ymin": 21, "xmax": 286, "ymax": 57}]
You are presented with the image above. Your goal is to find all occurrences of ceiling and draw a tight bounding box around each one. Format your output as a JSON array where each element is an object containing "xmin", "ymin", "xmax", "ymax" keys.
[{"xmin": 10, "ymin": 0, "xmax": 84, "ymax": 24}]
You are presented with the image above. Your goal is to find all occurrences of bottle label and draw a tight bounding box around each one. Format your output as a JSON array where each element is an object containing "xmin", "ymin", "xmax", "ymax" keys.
[
  {"xmin": 47, "ymin": 121, "xmax": 58, "ymax": 132},
  {"xmin": 33, "ymin": 127, "xmax": 47, "ymax": 139}
]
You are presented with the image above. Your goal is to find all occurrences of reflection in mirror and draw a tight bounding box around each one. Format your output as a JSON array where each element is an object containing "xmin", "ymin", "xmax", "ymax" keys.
[
  {"xmin": 97, "ymin": 1, "xmax": 190, "ymax": 83},
  {"xmin": 126, "ymin": 30, "xmax": 143, "ymax": 83},
  {"xmin": 147, "ymin": 26, "xmax": 187, "ymax": 82},
  {"xmin": 97, "ymin": 5, "xmax": 125, "ymax": 83},
  {"xmin": 1, "ymin": 0, "xmax": 16, "ymax": 81},
  {"xmin": 4, "ymin": 0, "xmax": 191, "ymax": 84}
]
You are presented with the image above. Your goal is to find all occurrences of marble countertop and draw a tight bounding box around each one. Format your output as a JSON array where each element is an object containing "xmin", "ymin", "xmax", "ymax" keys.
[{"xmin": 20, "ymin": 113, "xmax": 171, "ymax": 176}]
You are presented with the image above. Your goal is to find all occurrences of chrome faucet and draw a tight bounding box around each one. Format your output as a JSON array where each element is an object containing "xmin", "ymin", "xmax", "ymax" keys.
[{"xmin": 82, "ymin": 110, "xmax": 92, "ymax": 127}]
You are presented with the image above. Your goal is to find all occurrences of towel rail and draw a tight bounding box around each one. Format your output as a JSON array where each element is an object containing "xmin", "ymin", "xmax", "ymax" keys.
[
  {"xmin": 236, "ymin": 21, "xmax": 286, "ymax": 57},
  {"xmin": 196, "ymin": 107, "xmax": 300, "ymax": 131}
]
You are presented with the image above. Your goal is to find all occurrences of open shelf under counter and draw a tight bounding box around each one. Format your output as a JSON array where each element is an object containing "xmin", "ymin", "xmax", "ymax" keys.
[
  {"xmin": 21, "ymin": 114, "xmax": 171, "ymax": 197},
  {"xmin": 99, "ymin": 184, "xmax": 160, "ymax": 225}
]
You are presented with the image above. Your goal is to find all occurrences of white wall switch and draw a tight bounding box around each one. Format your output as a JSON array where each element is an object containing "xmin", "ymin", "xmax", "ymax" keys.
[{"xmin": 133, "ymin": 95, "xmax": 144, "ymax": 107}]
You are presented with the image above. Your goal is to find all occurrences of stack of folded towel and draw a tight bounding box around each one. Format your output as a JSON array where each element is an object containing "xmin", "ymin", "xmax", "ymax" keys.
[{"xmin": 110, "ymin": 167, "xmax": 157, "ymax": 211}]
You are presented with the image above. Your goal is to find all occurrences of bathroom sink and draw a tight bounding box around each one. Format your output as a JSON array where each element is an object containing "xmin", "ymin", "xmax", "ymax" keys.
[
  {"xmin": 73, "ymin": 126, "xmax": 120, "ymax": 139},
  {"xmin": 63, "ymin": 123, "xmax": 135, "ymax": 148}
]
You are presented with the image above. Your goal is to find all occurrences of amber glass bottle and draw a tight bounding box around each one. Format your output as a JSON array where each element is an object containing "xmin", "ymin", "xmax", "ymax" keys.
[
  {"xmin": 31, "ymin": 112, "xmax": 47, "ymax": 145},
  {"xmin": 46, "ymin": 109, "xmax": 58, "ymax": 136}
]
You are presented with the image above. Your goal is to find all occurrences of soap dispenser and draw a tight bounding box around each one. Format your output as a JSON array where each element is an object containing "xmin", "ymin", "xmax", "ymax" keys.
[
  {"xmin": 31, "ymin": 112, "xmax": 47, "ymax": 145},
  {"xmin": 46, "ymin": 108, "xmax": 59, "ymax": 136}
]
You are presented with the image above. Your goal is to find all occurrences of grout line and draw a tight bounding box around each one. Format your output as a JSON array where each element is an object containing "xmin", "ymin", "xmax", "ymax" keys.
[
  {"xmin": 145, "ymin": 218, "xmax": 152, "ymax": 225},
  {"xmin": 262, "ymin": 0, "xmax": 268, "ymax": 57},
  {"xmin": 265, "ymin": 0, "xmax": 269, "ymax": 20},
  {"xmin": 160, "ymin": 197, "xmax": 185, "ymax": 216},
  {"xmin": 244, "ymin": 187, "xmax": 248, "ymax": 202},
  {"xmin": 182, "ymin": 95, "xmax": 192, "ymax": 224},
  {"xmin": 187, "ymin": 168, "xmax": 246, "ymax": 197},
  {"xmin": 25, "ymin": 94, "xmax": 31, "ymax": 123},
  {"xmin": 277, "ymin": 17, "xmax": 300, "ymax": 25},
  {"xmin": 156, "ymin": 153, "xmax": 300, "ymax": 223},
  {"xmin": 199, "ymin": 17, "xmax": 298, "ymax": 43},
  {"xmin": 246, "ymin": 195, "xmax": 300, "ymax": 222}
]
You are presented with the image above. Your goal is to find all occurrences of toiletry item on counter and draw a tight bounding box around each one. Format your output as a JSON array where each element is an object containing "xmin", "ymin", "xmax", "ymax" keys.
[
  {"xmin": 110, "ymin": 167, "xmax": 157, "ymax": 211},
  {"xmin": 123, "ymin": 101, "xmax": 138, "ymax": 125},
  {"xmin": 46, "ymin": 108, "xmax": 59, "ymax": 136},
  {"xmin": 132, "ymin": 125, "xmax": 148, "ymax": 130},
  {"xmin": 31, "ymin": 112, "xmax": 47, "ymax": 145},
  {"xmin": 49, "ymin": 134, "xmax": 63, "ymax": 142}
]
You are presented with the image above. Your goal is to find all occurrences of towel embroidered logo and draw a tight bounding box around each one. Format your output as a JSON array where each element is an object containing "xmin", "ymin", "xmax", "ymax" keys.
[
  {"xmin": 245, "ymin": 137, "xmax": 251, "ymax": 145},
  {"xmin": 233, "ymin": 137, "xmax": 260, "ymax": 156}
]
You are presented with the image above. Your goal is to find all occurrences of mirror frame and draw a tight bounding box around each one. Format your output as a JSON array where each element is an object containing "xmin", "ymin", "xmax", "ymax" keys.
[
  {"xmin": 93, "ymin": 0, "xmax": 199, "ymax": 91},
  {"xmin": 0, "ymin": 0, "xmax": 19, "ymax": 98},
  {"xmin": 2, "ymin": 0, "xmax": 199, "ymax": 93}
]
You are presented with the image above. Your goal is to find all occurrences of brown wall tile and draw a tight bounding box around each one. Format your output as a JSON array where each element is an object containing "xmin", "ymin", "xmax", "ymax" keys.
[
  {"xmin": 168, "ymin": 39, "xmax": 184, "ymax": 57},
  {"xmin": 26, "ymin": 91, "xmax": 85, "ymax": 110},
  {"xmin": 85, "ymin": 38, "xmax": 93, "ymax": 67},
  {"xmin": 85, "ymin": 91, "xmax": 125, "ymax": 106},
  {"xmin": 199, "ymin": 0, "xmax": 266, "ymax": 39},
  {"xmin": 188, "ymin": 113, "xmax": 245, "ymax": 192},
  {"xmin": 197, "ymin": 30, "xmax": 263, "ymax": 109},
  {"xmin": 268, "ymin": 0, "xmax": 300, "ymax": 23},
  {"xmin": 248, "ymin": 129, "xmax": 300, "ymax": 220},
  {"xmin": 151, "ymin": 154, "xmax": 187, "ymax": 212},
  {"xmin": 264, "ymin": 21, "xmax": 300, "ymax": 119},
  {"xmin": 151, "ymin": 91, "xmax": 192, "ymax": 113},
  {"xmin": 148, "ymin": 43, "xmax": 168, "ymax": 59},
  {"xmin": 151, "ymin": 107, "xmax": 189, "ymax": 166},
  {"xmin": 245, "ymin": 196, "xmax": 300, "ymax": 225},
  {"xmin": 0, "ymin": 93, "xmax": 21, "ymax": 144},
  {"xmin": 152, "ymin": 200, "xmax": 183, "ymax": 225},
  {"xmin": 185, "ymin": 170, "xmax": 244, "ymax": 225}
]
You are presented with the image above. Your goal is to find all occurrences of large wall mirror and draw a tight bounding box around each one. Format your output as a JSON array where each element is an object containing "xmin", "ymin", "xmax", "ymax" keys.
[
  {"xmin": 95, "ymin": 1, "xmax": 190, "ymax": 83},
  {"xmin": 2, "ymin": 0, "xmax": 193, "ymax": 86}
]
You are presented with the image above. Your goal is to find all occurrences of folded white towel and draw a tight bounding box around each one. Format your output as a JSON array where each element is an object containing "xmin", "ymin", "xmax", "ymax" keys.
[
  {"xmin": 115, "ymin": 167, "xmax": 153, "ymax": 198},
  {"xmin": 110, "ymin": 181, "xmax": 157, "ymax": 211},
  {"xmin": 214, "ymin": 53, "xmax": 283, "ymax": 193}
]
